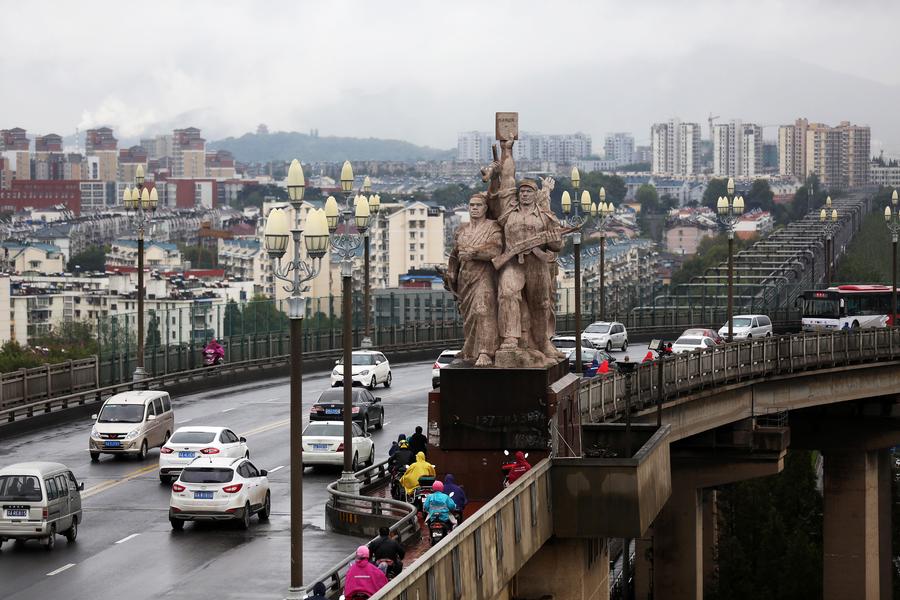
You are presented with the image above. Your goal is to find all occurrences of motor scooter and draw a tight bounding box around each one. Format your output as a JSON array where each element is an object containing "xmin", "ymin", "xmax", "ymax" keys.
[{"xmin": 203, "ymin": 347, "xmax": 224, "ymax": 366}]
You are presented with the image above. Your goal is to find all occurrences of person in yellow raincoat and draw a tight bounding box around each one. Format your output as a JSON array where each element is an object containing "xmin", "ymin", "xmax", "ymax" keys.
[{"xmin": 400, "ymin": 451, "xmax": 436, "ymax": 495}]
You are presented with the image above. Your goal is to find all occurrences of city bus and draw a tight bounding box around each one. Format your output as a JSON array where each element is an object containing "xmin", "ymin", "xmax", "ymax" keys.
[{"xmin": 799, "ymin": 285, "xmax": 898, "ymax": 331}]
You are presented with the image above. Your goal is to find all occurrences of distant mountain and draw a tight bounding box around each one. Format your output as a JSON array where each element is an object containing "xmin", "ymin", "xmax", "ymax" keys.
[{"xmin": 209, "ymin": 131, "xmax": 454, "ymax": 163}]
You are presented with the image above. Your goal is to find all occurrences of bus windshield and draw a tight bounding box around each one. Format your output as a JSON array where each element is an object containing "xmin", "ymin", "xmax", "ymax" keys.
[{"xmin": 803, "ymin": 298, "xmax": 841, "ymax": 318}]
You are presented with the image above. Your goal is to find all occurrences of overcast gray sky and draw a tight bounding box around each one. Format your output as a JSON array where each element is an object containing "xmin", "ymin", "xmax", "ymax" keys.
[{"xmin": 4, "ymin": 0, "xmax": 900, "ymax": 154}]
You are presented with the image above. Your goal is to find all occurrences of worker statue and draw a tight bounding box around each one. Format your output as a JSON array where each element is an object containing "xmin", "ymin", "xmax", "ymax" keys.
[{"xmin": 481, "ymin": 113, "xmax": 568, "ymax": 367}]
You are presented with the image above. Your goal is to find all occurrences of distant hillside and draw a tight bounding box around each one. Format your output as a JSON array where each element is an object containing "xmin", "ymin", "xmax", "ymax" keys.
[{"xmin": 209, "ymin": 131, "xmax": 454, "ymax": 163}]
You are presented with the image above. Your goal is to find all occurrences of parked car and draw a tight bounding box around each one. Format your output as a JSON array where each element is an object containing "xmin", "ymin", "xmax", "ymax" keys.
[
  {"xmin": 582, "ymin": 321, "xmax": 629, "ymax": 352},
  {"xmin": 89, "ymin": 390, "xmax": 175, "ymax": 461},
  {"xmin": 574, "ymin": 348, "xmax": 618, "ymax": 373},
  {"xmin": 310, "ymin": 388, "xmax": 385, "ymax": 431},
  {"xmin": 330, "ymin": 350, "xmax": 392, "ymax": 389},
  {"xmin": 159, "ymin": 427, "xmax": 250, "ymax": 485},
  {"xmin": 680, "ymin": 328, "xmax": 724, "ymax": 345},
  {"xmin": 301, "ymin": 421, "xmax": 375, "ymax": 470},
  {"xmin": 717, "ymin": 315, "xmax": 773, "ymax": 340},
  {"xmin": 432, "ymin": 349, "xmax": 461, "ymax": 388},
  {"xmin": 0, "ymin": 462, "xmax": 83, "ymax": 550},
  {"xmin": 670, "ymin": 336, "xmax": 718, "ymax": 354},
  {"xmin": 169, "ymin": 457, "xmax": 270, "ymax": 530}
]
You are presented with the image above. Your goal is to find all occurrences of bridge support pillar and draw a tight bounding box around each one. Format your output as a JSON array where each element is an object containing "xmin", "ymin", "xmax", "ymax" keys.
[
  {"xmin": 513, "ymin": 536, "xmax": 608, "ymax": 600},
  {"xmin": 822, "ymin": 447, "xmax": 892, "ymax": 600},
  {"xmin": 651, "ymin": 455, "xmax": 784, "ymax": 600}
]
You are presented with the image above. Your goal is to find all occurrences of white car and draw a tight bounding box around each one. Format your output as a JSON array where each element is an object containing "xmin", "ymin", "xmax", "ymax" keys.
[
  {"xmin": 551, "ymin": 336, "xmax": 596, "ymax": 359},
  {"xmin": 670, "ymin": 336, "xmax": 718, "ymax": 354},
  {"xmin": 582, "ymin": 321, "xmax": 629, "ymax": 352},
  {"xmin": 717, "ymin": 314, "xmax": 773, "ymax": 340},
  {"xmin": 330, "ymin": 350, "xmax": 392, "ymax": 389},
  {"xmin": 431, "ymin": 349, "xmax": 460, "ymax": 388},
  {"xmin": 159, "ymin": 426, "xmax": 250, "ymax": 484},
  {"xmin": 301, "ymin": 421, "xmax": 375, "ymax": 471},
  {"xmin": 169, "ymin": 457, "xmax": 270, "ymax": 530}
]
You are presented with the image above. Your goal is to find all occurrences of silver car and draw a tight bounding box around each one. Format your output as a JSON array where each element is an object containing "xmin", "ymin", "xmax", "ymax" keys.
[{"xmin": 0, "ymin": 462, "xmax": 84, "ymax": 550}]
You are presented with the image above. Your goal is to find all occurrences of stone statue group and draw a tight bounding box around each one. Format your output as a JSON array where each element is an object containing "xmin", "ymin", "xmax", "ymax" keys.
[{"xmin": 445, "ymin": 120, "xmax": 572, "ymax": 369}]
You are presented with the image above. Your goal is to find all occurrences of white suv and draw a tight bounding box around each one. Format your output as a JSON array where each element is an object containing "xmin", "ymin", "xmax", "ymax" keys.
[
  {"xmin": 169, "ymin": 457, "xmax": 270, "ymax": 530},
  {"xmin": 718, "ymin": 314, "xmax": 773, "ymax": 340}
]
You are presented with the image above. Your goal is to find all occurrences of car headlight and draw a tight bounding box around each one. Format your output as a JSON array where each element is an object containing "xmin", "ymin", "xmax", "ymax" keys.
[
  {"xmin": 359, "ymin": 370, "xmax": 369, "ymax": 376},
  {"xmin": 125, "ymin": 427, "xmax": 141, "ymax": 440},
  {"xmin": 91, "ymin": 426, "xmax": 99, "ymax": 438}
]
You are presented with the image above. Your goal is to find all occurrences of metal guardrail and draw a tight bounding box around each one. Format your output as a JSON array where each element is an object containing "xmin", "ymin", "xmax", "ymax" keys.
[
  {"xmin": 0, "ymin": 338, "xmax": 461, "ymax": 425},
  {"xmin": 580, "ymin": 327, "xmax": 900, "ymax": 423},
  {"xmin": 1, "ymin": 358, "xmax": 98, "ymax": 411},
  {"xmin": 309, "ymin": 459, "xmax": 420, "ymax": 597}
]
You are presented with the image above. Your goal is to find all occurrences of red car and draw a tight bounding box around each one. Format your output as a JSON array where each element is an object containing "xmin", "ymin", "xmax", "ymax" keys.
[{"xmin": 680, "ymin": 328, "xmax": 725, "ymax": 344}]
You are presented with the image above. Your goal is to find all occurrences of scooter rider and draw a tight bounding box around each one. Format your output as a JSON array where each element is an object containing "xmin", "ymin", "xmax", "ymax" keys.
[
  {"xmin": 368, "ymin": 526, "xmax": 405, "ymax": 578},
  {"xmin": 400, "ymin": 451, "xmax": 436, "ymax": 496},
  {"xmin": 344, "ymin": 546, "xmax": 388, "ymax": 598},
  {"xmin": 506, "ymin": 451, "xmax": 532, "ymax": 485},
  {"xmin": 441, "ymin": 474, "xmax": 467, "ymax": 518},
  {"xmin": 423, "ymin": 480, "xmax": 457, "ymax": 526},
  {"xmin": 390, "ymin": 440, "xmax": 415, "ymax": 472}
]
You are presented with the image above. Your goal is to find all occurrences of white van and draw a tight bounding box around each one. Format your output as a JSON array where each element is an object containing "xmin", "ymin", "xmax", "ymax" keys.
[
  {"xmin": 717, "ymin": 314, "xmax": 774, "ymax": 340},
  {"xmin": 0, "ymin": 462, "xmax": 84, "ymax": 550},
  {"xmin": 89, "ymin": 390, "xmax": 175, "ymax": 461}
]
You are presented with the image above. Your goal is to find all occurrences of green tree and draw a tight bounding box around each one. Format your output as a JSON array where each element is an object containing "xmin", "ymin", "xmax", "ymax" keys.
[
  {"xmin": 67, "ymin": 246, "xmax": 107, "ymax": 272},
  {"xmin": 223, "ymin": 300, "xmax": 243, "ymax": 337},
  {"xmin": 233, "ymin": 183, "xmax": 288, "ymax": 210},
  {"xmin": 670, "ymin": 234, "xmax": 752, "ymax": 288},
  {"xmin": 745, "ymin": 179, "xmax": 775, "ymax": 213},
  {"xmin": 703, "ymin": 178, "xmax": 730, "ymax": 210},
  {"xmin": 180, "ymin": 245, "xmax": 217, "ymax": 269},
  {"xmin": 710, "ymin": 451, "xmax": 823, "ymax": 600},
  {"xmin": 660, "ymin": 194, "xmax": 679, "ymax": 212},
  {"xmin": 635, "ymin": 184, "xmax": 660, "ymax": 212},
  {"xmin": 834, "ymin": 190, "xmax": 896, "ymax": 284},
  {"xmin": 144, "ymin": 311, "xmax": 161, "ymax": 350},
  {"xmin": 429, "ymin": 183, "xmax": 477, "ymax": 209}
]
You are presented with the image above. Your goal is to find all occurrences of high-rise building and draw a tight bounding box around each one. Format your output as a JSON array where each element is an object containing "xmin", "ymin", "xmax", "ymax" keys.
[
  {"xmin": 1, "ymin": 128, "xmax": 31, "ymax": 182},
  {"xmin": 456, "ymin": 131, "xmax": 592, "ymax": 163},
  {"xmin": 457, "ymin": 131, "xmax": 494, "ymax": 162},
  {"xmin": 651, "ymin": 119, "xmax": 701, "ymax": 175},
  {"xmin": 141, "ymin": 135, "xmax": 174, "ymax": 160},
  {"xmin": 604, "ymin": 133, "xmax": 635, "ymax": 166},
  {"xmin": 118, "ymin": 145, "xmax": 148, "ymax": 184},
  {"xmin": 85, "ymin": 127, "xmax": 118, "ymax": 182},
  {"xmin": 33, "ymin": 134, "xmax": 64, "ymax": 180},
  {"xmin": 779, "ymin": 118, "xmax": 869, "ymax": 189},
  {"xmin": 173, "ymin": 128, "xmax": 206, "ymax": 178},
  {"xmin": 712, "ymin": 120, "xmax": 763, "ymax": 177},
  {"xmin": 206, "ymin": 150, "xmax": 236, "ymax": 178}
]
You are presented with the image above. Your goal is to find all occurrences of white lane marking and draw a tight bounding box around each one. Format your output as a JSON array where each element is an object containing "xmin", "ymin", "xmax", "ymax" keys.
[
  {"xmin": 115, "ymin": 533, "xmax": 140, "ymax": 544},
  {"xmin": 268, "ymin": 465, "xmax": 285, "ymax": 473},
  {"xmin": 180, "ymin": 419, "xmax": 193, "ymax": 424},
  {"xmin": 382, "ymin": 421, "xmax": 391, "ymax": 426},
  {"xmin": 46, "ymin": 563, "xmax": 76, "ymax": 576},
  {"xmin": 221, "ymin": 407, "xmax": 235, "ymax": 413}
]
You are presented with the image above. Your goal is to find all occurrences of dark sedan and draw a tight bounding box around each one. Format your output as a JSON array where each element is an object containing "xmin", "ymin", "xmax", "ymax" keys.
[{"xmin": 310, "ymin": 388, "xmax": 385, "ymax": 431}]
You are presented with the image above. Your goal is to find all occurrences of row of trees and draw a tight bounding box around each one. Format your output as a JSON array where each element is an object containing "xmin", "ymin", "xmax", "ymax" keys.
[
  {"xmin": 0, "ymin": 322, "xmax": 98, "ymax": 372},
  {"xmin": 834, "ymin": 187, "xmax": 897, "ymax": 283}
]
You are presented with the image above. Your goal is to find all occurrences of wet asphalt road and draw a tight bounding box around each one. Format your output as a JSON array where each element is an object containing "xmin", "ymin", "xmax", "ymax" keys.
[
  {"xmin": 0, "ymin": 360, "xmax": 435, "ymax": 600},
  {"xmin": 0, "ymin": 344, "xmax": 651, "ymax": 600}
]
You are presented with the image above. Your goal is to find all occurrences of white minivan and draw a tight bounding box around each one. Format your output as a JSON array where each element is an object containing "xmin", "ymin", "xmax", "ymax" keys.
[
  {"xmin": 0, "ymin": 462, "xmax": 84, "ymax": 550},
  {"xmin": 89, "ymin": 390, "xmax": 175, "ymax": 461},
  {"xmin": 717, "ymin": 314, "xmax": 773, "ymax": 340}
]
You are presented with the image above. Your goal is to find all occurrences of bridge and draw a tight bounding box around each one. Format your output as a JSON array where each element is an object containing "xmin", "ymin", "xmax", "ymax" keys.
[{"xmin": 318, "ymin": 328, "xmax": 899, "ymax": 600}]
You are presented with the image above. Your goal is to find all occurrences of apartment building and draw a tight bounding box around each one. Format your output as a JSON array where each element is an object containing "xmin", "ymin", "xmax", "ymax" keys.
[
  {"xmin": 372, "ymin": 201, "xmax": 445, "ymax": 288},
  {"xmin": 651, "ymin": 119, "xmax": 702, "ymax": 175},
  {"xmin": 1, "ymin": 128, "xmax": 31, "ymax": 182},
  {"xmin": 778, "ymin": 118, "xmax": 870, "ymax": 189},
  {"xmin": 457, "ymin": 131, "xmax": 495, "ymax": 162},
  {"xmin": 206, "ymin": 150, "xmax": 236, "ymax": 178},
  {"xmin": 85, "ymin": 127, "xmax": 119, "ymax": 182},
  {"xmin": 118, "ymin": 145, "xmax": 149, "ymax": 184},
  {"xmin": 218, "ymin": 238, "xmax": 268, "ymax": 295},
  {"xmin": 107, "ymin": 239, "xmax": 183, "ymax": 271},
  {"xmin": 457, "ymin": 131, "xmax": 592, "ymax": 164},
  {"xmin": 1, "ymin": 241, "xmax": 65, "ymax": 274},
  {"xmin": 604, "ymin": 132, "xmax": 635, "ymax": 165},
  {"xmin": 173, "ymin": 127, "xmax": 206, "ymax": 178},
  {"xmin": 713, "ymin": 120, "xmax": 763, "ymax": 177},
  {"xmin": 870, "ymin": 162, "xmax": 900, "ymax": 188}
]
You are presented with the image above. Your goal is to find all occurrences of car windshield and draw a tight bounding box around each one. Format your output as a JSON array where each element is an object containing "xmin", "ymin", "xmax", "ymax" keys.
[
  {"xmin": 98, "ymin": 404, "xmax": 144, "ymax": 423},
  {"xmin": 179, "ymin": 468, "xmax": 234, "ymax": 484},
  {"xmin": 731, "ymin": 318, "xmax": 752, "ymax": 328},
  {"xmin": 304, "ymin": 424, "xmax": 343, "ymax": 437},
  {"xmin": 0, "ymin": 475, "xmax": 42, "ymax": 501},
  {"xmin": 585, "ymin": 324, "xmax": 610, "ymax": 334},
  {"xmin": 337, "ymin": 354, "xmax": 376, "ymax": 366},
  {"xmin": 675, "ymin": 337, "xmax": 701, "ymax": 345},
  {"xmin": 170, "ymin": 431, "xmax": 217, "ymax": 444},
  {"xmin": 553, "ymin": 339, "xmax": 577, "ymax": 348}
]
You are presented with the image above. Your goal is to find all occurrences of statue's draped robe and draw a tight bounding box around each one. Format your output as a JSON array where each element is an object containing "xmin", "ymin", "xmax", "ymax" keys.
[{"xmin": 452, "ymin": 219, "xmax": 503, "ymax": 360}]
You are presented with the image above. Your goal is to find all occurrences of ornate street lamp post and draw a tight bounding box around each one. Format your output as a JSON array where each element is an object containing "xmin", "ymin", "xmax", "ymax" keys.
[
  {"xmin": 819, "ymin": 196, "xmax": 837, "ymax": 285},
  {"xmin": 326, "ymin": 161, "xmax": 372, "ymax": 491},
  {"xmin": 361, "ymin": 176, "xmax": 380, "ymax": 347},
  {"xmin": 885, "ymin": 190, "xmax": 900, "ymax": 325},
  {"xmin": 594, "ymin": 188, "xmax": 615, "ymax": 321},
  {"xmin": 264, "ymin": 159, "xmax": 329, "ymax": 593},
  {"xmin": 716, "ymin": 178, "xmax": 744, "ymax": 342},
  {"xmin": 123, "ymin": 164, "xmax": 158, "ymax": 381},
  {"xmin": 560, "ymin": 167, "xmax": 592, "ymax": 370}
]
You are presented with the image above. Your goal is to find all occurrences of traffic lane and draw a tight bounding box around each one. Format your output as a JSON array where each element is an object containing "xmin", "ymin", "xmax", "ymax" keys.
[{"xmin": 0, "ymin": 362, "xmax": 432, "ymax": 598}]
